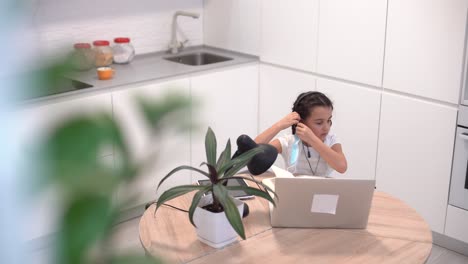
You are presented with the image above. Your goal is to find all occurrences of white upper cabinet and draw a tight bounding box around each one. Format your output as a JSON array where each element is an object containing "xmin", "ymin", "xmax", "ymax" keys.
[
  {"xmin": 316, "ymin": 0, "xmax": 387, "ymax": 86},
  {"xmin": 316, "ymin": 79, "xmax": 381, "ymax": 180},
  {"xmin": 383, "ymin": 0, "xmax": 468, "ymax": 103},
  {"xmin": 191, "ymin": 65, "xmax": 259, "ymax": 181},
  {"xmin": 112, "ymin": 79, "xmax": 191, "ymax": 208},
  {"xmin": 204, "ymin": 0, "xmax": 261, "ymax": 55},
  {"xmin": 259, "ymin": 64, "xmax": 316, "ymax": 168},
  {"xmin": 260, "ymin": 0, "xmax": 319, "ymax": 72},
  {"xmin": 376, "ymin": 93, "xmax": 457, "ymax": 233}
]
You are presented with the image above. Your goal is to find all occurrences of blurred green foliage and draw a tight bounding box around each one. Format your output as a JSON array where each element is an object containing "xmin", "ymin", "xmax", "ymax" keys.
[{"xmin": 29, "ymin": 60, "xmax": 194, "ymax": 264}]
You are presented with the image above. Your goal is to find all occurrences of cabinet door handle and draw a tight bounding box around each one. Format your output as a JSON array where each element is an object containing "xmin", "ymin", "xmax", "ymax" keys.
[
  {"xmin": 458, "ymin": 133, "xmax": 468, "ymax": 141},
  {"xmin": 465, "ymin": 160, "xmax": 468, "ymax": 190}
]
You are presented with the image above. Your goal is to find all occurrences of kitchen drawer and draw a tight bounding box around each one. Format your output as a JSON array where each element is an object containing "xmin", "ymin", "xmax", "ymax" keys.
[{"xmin": 445, "ymin": 205, "xmax": 468, "ymax": 244}]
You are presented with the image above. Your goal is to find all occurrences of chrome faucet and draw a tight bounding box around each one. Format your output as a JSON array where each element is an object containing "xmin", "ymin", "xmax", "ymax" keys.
[{"xmin": 168, "ymin": 11, "xmax": 200, "ymax": 54}]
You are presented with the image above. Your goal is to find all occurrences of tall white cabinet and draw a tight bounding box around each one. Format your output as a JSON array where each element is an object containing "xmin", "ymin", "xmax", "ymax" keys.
[
  {"xmin": 383, "ymin": 0, "xmax": 468, "ymax": 103},
  {"xmin": 316, "ymin": 0, "xmax": 387, "ymax": 86},
  {"xmin": 376, "ymin": 93, "xmax": 457, "ymax": 233},
  {"xmin": 112, "ymin": 79, "xmax": 191, "ymax": 209},
  {"xmin": 191, "ymin": 65, "xmax": 259, "ymax": 181},
  {"xmin": 260, "ymin": 0, "xmax": 319, "ymax": 72},
  {"xmin": 316, "ymin": 79, "xmax": 381, "ymax": 180}
]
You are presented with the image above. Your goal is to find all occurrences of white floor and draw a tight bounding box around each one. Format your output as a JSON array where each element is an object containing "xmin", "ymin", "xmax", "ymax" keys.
[{"xmin": 30, "ymin": 216, "xmax": 468, "ymax": 263}]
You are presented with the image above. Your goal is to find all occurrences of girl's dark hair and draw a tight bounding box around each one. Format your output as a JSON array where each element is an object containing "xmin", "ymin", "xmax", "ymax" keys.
[{"xmin": 292, "ymin": 91, "xmax": 333, "ymax": 120}]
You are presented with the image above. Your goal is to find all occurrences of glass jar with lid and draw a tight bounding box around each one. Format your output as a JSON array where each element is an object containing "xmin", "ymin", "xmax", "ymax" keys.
[
  {"xmin": 93, "ymin": 40, "xmax": 113, "ymax": 67},
  {"xmin": 70, "ymin": 43, "xmax": 95, "ymax": 71},
  {"xmin": 112, "ymin": 37, "xmax": 135, "ymax": 64}
]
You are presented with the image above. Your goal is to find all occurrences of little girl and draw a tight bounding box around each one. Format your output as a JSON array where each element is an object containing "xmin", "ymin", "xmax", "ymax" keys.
[{"xmin": 255, "ymin": 91, "xmax": 347, "ymax": 176}]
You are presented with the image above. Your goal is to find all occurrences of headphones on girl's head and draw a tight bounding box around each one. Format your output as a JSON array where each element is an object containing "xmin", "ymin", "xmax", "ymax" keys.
[
  {"xmin": 291, "ymin": 91, "xmax": 333, "ymax": 134},
  {"xmin": 292, "ymin": 91, "xmax": 315, "ymax": 113},
  {"xmin": 292, "ymin": 91, "xmax": 315, "ymax": 134}
]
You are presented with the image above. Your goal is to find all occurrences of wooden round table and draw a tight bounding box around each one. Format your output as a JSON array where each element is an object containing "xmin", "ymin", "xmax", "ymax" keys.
[{"xmin": 139, "ymin": 175, "xmax": 432, "ymax": 263}]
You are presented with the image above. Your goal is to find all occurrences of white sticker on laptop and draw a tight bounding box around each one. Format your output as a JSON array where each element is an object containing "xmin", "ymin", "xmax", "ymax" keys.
[{"xmin": 311, "ymin": 194, "xmax": 339, "ymax": 214}]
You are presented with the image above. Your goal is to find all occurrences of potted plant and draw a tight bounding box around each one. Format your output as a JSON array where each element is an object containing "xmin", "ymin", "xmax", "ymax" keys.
[{"xmin": 154, "ymin": 127, "xmax": 277, "ymax": 248}]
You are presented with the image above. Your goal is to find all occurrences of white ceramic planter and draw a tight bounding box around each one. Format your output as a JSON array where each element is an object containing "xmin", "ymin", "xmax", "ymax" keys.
[{"xmin": 192, "ymin": 194, "xmax": 244, "ymax": 248}]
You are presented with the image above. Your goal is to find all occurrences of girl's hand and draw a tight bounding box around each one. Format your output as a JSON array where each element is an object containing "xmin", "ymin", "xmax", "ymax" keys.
[
  {"xmin": 295, "ymin": 123, "xmax": 319, "ymax": 145},
  {"xmin": 276, "ymin": 112, "xmax": 300, "ymax": 130}
]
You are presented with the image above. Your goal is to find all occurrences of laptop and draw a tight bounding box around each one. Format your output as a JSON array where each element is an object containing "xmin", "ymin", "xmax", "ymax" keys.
[{"xmin": 263, "ymin": 174, "xmax": 375, "ymax": 229}]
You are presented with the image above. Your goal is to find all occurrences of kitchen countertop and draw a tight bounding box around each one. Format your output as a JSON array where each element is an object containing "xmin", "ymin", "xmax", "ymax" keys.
[{"xmin": 22, "ymin": 46, "xmax": 258, "ymax": 107}]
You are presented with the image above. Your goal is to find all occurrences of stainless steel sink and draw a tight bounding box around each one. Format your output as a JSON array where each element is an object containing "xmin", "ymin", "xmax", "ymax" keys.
[{"xmin": 164, "ymin": 52, "xmax": 233, "ymax": 66}]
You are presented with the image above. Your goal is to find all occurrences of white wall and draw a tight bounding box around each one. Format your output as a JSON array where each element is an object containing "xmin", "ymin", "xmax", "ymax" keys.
[{"xmin": 29, "ymin": 0, "xmax": 204, "ymax": 58}]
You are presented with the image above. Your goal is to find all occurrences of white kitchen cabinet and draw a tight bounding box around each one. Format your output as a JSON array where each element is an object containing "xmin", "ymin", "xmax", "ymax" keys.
[
  {"xmin": 23, "ymin": 154, "xmax": 113, "ymax": 243},
  {"xmin": 13, "ymin": 93, "xmax": 113, "ymax": 160},
  {"xmin": 260, "ymin": 0, "xmax": 319, "ymax": 72},
  {"xmin": 12, "ymin": 93, "xmax": 113, "ymax": 241},
  {"xmin": 23, "ymin": 188, "xmax": 61, "ymax": 242},
  {"xmin": 112, "ymin": 79, "xmax": 191, "ymax": 209},
  {"xmin": 316, "ymin": 78, "xmax": 381, "ymax": 179},
  {"xmin": 383, "ymin": 0, "xmax": 468, "ymax": 104},
  {"xmin": 13, "ymin": 93, "xmax": 113, "ymax": 187},
  {"xmin": 376, "ymin": 93, "xmax": 457, "ymax": 233},
  {"xmin": 316, "ymin": 0, "xmax": 387, "ymax": 86},
  {"xmin": 258, "ymin": 64, "xmax": 316, "ymax": 168},
  {"xmin": 204, "ymin": 0, "xmax": 260, "ymax": 55},
  {"xmin": 445, "ymin": 205, "xmax": 468, "ymax": 244},
  {"xmin": 191, "ymin": 65, "xmax": 259, "ymax": 181}
]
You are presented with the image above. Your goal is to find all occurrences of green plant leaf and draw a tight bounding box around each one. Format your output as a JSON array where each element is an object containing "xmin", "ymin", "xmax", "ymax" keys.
[
  {"xmin": 205, "ymin": 127, "xmax": 217, "ymax": 166},
  {"xmin": 157, "ymin": 165, "xmax": 210, "ymax": 190},
  {"xmin": 200, "ymin": 162, "xmax": 218, "ymax": 182},
  {"xmin": 213, "ymin": 184, "xmax": 245, "ymax": 239},
  {"xmin": 219, "ymin": 146, "xmax": 265, "ymax": 178},
  {"xmin": 216, "ymin": 139, "xmax": 231, "ymax": 172},
  {"xmin": 58, "ymin": 195, "xmax": 114, "ymax": 264},
  {"xmin": 188, "ymin": 186, "xmax": 211, "ymax": 227},
  {"xmin": 155, "ymin": 185, "xmax": 209, "ymax": 212},
  {"xmin": 226, "ymin": 186, "xmax": 276, "ymax": 206}
]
